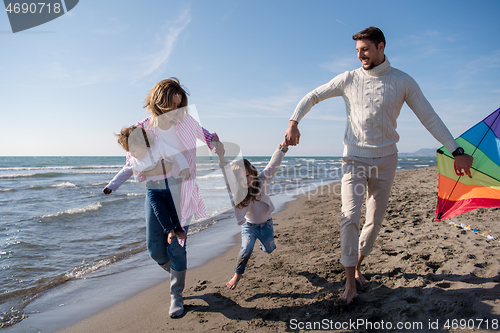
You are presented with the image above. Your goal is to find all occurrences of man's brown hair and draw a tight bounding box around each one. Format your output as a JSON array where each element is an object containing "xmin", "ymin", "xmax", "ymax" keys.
[{"xmin": 352, "ymin": 26, "xmax": 386, "ymax": 48}]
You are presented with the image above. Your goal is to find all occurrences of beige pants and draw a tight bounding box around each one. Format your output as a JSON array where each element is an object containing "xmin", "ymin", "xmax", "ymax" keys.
[{"xmin": 340, "ymin": 153, "xmax": 398, "ymax": 267}]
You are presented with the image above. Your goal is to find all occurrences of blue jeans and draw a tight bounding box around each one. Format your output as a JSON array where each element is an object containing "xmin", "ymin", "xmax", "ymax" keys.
[
  {"xmin": 235, "ymin": 218, "xmax": 276, "ymax": 274},
  {"xmin": 145, "ymin": 178, "xmax": 187, "ymax": 272},
  {"xmin": 146, "ymin": 178, "xmax": 181, "ymax": 234}
]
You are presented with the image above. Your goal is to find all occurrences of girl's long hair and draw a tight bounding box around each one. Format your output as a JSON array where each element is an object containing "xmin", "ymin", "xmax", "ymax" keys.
[
  {"xmin": 144, "ymin": 77, "xmax": 189, "ymax": 126},
  {"xmin": 232, "ymin": 159, "xmax": 261, "ymax": 209}
]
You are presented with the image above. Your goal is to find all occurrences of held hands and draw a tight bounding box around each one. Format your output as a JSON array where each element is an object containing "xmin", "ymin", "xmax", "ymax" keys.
[
  {"xmin": 285, "ymin": 120, "xmax": 300, "ymax": 146},
  {"xmin": 215, "ymin": 141, "xmax": 225, "ymax": 156},
  {"xmin": 211, "ymin": 136, "xmax": 227, "ymax": 164},
  {"xmin": 167, "ymin": 229, "xmax": 187, "ymax": 244},
  {"xmin": 454, "ymin": 154, "xmax": 474, "ymax": 178},
  {"xmin": 214, "ymin": 141, "xmax": 226, "ymax": 163}
]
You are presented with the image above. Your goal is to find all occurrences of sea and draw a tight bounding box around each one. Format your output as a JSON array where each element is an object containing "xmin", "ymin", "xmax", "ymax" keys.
[{"xmin": 0, "ymin": 155, "xmax": 437, "ymax": 331}]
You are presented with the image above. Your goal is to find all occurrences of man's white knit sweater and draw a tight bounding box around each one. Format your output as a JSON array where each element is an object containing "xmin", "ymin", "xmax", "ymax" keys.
[{"xmin": 290, "ymin": 58, "xmax": 459, "ymax": 158}]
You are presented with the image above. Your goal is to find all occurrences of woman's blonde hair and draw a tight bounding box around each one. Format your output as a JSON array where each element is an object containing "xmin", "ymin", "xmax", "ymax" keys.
[
  {"xmin": 232, "ymin": 159, "xmax": 261, "ymax": 209},
  {"xmin": 143, "ymin": 77, "xmax": 189, "ymax": 126}
]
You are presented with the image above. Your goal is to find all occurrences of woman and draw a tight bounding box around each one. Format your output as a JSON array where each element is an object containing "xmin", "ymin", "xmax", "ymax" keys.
[{"xmin": 103, "ymin": 78, "xmax": 218, "ymax": 318}]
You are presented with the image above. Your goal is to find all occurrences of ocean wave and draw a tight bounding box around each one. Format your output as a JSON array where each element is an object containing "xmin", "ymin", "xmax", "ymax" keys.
[
  {"xmin": 77, "ymin": 171, "xmax": 117, "ymax": 175},
  {"xmin": 201, "ymin": 186, "xmax": 226, "ymax": 191},
  {"xmin": 91, "ymin": 181, "xmax": 109, "ymax": 186},
  {"xmin": 25, "ymin": 183, "xmax": 78, "ymax": 190},
  {"xmin": 0, "ymin": 172, "xmax": 66, "ymax": 179},
  {"xmin": 0, "ymin": 170, "xmax": 119, "ymax": 179},
  {"xmin": 66, "ymin": 258, "xmax": 114, "ymax": 279},
  {"xmin": 124, "ymin": 193, "xmax": 146, "ymax": 197},
  {"xmin": 91, "ymin": 179, "xmax": 135, "ymax": 186},
  {"xmin": 4, "ymin": 238, "xmax": 20, "ymax": 247},
  {"xmin": 0, "ymin": 165, "xmax": 124, "ymax": 171},
  {"xmin": 196, "ymin": 167, "xmax": 217, "ymax": 172},
  {"xmin": 315, "ymin": 161, "xmax": 342, "ymax": 165},
  {"xmin": 272, "ymin": 176, "xmax": 315, "ymax": 184},
  {"xmin": 38, "ymin": 202, "xmax": 103, "ymax": 219},
  {"xmin": 196, "ymin": 174, "xmax": 224, "ymax": 180},
  {"xmin": 196, "ymin": 163, "xmax": 217, "ymax": 168},
  {"xmin": 280, "ymin": 164, "xmax": 303, "ymax": 168},
  {"xmin": 0, "ymin": 188, "xmax": 14, "ymax": 192},
  {"xmin": 50, "ymin": 182, "xmax": 77, "ymax": 188}
]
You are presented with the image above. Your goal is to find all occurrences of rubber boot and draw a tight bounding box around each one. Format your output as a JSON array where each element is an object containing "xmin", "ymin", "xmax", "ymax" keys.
[
  {"xmin": 160, "ymin": 261, "xmax": 171, "ymax": 272},
  {"xmin": 169, "ymin": 269, "xmax": 186, "ymax": 318}
]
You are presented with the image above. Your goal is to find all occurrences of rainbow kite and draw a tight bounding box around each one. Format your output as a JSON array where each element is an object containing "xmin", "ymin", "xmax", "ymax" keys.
[{"xmin": 436, "ymin": 107, "xmax": 500, "ymax": 221}]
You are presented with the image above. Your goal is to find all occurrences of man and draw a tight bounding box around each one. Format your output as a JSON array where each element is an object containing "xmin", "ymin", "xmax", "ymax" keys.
[{"xmin": 284, "ymin": 26, "xmax": 473, "ymax": 306}]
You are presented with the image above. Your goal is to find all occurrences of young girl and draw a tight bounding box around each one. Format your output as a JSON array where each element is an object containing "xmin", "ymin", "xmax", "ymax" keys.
[
  {"xmin": 114, "ymin": 125, "xmax": 189, "ymax": 242},
  {"xmin": 216, "ymin": 141, "xmax": 289, "ymax": 289}
]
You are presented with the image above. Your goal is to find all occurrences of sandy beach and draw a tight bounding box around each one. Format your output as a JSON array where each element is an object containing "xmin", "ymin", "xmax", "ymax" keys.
[{"xmin": 56, "ymin": 166, "xmax": 500, "ymax": 333}]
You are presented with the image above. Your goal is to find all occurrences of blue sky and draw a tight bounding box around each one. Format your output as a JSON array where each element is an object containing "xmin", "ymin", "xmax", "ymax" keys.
[{"xmin": 1, "ymin": 0, "xmax": 499, "ymax": 156}]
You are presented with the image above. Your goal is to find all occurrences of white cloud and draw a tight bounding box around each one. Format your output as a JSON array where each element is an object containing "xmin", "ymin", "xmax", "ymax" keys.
[
  {"xmin": 320, "ymin": 56, "xmax": 359, "ymax": 73},
  {"xmin": 201, "ymin": 86, "xmax": 348, "ymax": 126},
  {"xmin": 335, "ymin": 19, "xmax": 350, "ymax": 28},
  {"xmin": 41, "ymin": 9, "xmax": 193, "ymax": 86},
  {"xmin": 139, "ymin": 9, "xmax": 192, "ymax": 78},
  {"xmin": 459, "ymin": 49, "xmax": 500, "ymax": 78},
  {"xmin": 209, "ymin": 87, "xmax": 305, "ymax": 117}
]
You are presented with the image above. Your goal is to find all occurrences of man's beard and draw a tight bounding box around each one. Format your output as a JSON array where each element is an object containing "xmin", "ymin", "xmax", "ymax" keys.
[{"xmin": 361, "ymin": 58, "xmax": 376, "ymax": 70}]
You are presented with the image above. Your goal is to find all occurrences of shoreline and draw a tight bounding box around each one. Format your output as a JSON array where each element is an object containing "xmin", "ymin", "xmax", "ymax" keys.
[{"xmin": 12, "ymin": 166, "xmax": 500, "ymax": 332}]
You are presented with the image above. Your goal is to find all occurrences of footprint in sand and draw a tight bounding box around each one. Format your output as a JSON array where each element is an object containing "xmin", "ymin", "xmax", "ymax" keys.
[{"xmin": 193, "ymin": 280, "xmax": 210, "ymax": 292}]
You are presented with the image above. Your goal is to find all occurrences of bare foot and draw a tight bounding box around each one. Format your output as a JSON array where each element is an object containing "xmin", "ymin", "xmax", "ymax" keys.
[
  {"xmin": 355, "ymin": 269, "xmax": 369, "ymax": 287},
  {"xmin": 226, "ymin": 273, "xmax": 242, "ymax": 290},
  {"xmin": 334, "ymin": 287, "xmax": 357, "ymax": 307}
]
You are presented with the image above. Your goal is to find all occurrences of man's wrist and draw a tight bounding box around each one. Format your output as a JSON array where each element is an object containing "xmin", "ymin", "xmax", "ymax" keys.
[{"xmin": 452, "ymin": 147, "xmax": 465, "ymax": 157}]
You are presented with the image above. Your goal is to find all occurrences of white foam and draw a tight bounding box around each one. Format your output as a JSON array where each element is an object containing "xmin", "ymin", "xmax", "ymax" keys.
[
  {"xmin": 40, "ymin": 202, "xmax": 103, "ymax": 219},
  {"xmin": 50, "ymin": 182, "xmax": 77, "ymax": 188},
  {"xmin": 196, "ymin": 174, "xmax": 224, "ymax": 180}
]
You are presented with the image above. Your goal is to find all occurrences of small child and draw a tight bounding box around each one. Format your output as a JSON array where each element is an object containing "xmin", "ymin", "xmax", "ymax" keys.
[
  {"xmin": 216, "ymin": 141, "xmax": 289, "ymax": 289},
  {"xmin": 104, "ymin": 125, "xmax": 189, "ymax": 243}
]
